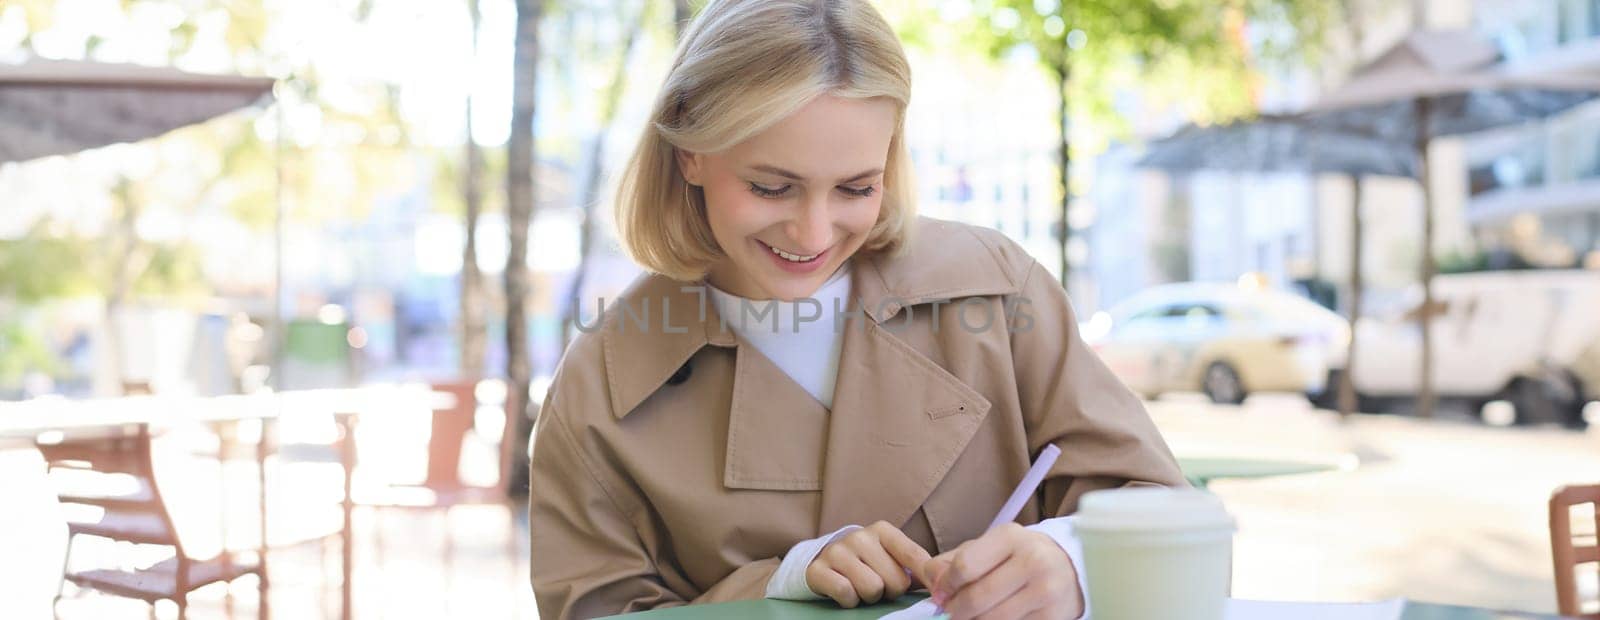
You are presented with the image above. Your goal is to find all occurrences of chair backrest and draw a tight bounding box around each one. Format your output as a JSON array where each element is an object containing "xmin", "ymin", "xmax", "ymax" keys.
[
  {"xmin": 36, "ymin": 423, "xmax": 182, "ymax": 554},
  {"xmin": 390, "ymin": 379, "xmax": 526, "ymax": 499},
  {"xmin": 1551, "ymin": 484, "xmax": 1600, "ymax": 618},
  {"xmin": 422, "ymin": 380, "xmax": 479, "ymax": 491}
]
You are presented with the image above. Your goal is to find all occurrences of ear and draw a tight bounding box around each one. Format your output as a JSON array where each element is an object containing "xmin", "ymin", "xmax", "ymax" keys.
[{"xmin": 675, "ymin": 147, "xmax": 705, "ymax": 186}]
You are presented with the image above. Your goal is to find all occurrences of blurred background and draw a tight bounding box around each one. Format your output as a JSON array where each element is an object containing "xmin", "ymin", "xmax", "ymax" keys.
[{"xmin": 2, "ymin": 0, "xmax": 1599, "ymax": 618}]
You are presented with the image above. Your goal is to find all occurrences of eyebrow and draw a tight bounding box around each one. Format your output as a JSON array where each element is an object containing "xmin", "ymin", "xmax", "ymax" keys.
[{"xmin": 750, "ymin": 164, "xmax": 883, "ymax": 184}]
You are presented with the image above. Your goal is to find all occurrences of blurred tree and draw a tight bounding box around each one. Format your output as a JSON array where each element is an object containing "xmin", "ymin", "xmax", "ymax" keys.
[
  {"xmin": 558, "ymin": 0, "xmax": 651, "ymax": 352},
  {"xmin": 674, "ymin": 0, "xmax": 694, "ymax": 38},
  {"xmin": 905, "ymin": 0, "xmax": 1335, "ymax": 286},
  {"xmin": 505, "ymin": 0, "xmax": 544, "ymax": 496},
  {"xmin": 0, "ymin": 318, "xmax": 58, "ymax": 389},
  {"xmin": 3, "ymin": 0, "xmax": 432, "ymax": 391},
  {"xmin": 461, "ymin": 0, "xmax": 489, "ymax": 379}
]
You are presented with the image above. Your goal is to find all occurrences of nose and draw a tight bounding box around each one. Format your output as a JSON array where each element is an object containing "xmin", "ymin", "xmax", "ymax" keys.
[{"xmin": 784, "ymin": 194, "xmax": 833, "ymax": 254}]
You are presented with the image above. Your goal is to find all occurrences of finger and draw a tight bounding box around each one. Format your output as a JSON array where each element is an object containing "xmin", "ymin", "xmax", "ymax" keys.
[
  {"xmin": 836, "ymin": 557, "xmax": 887, "ymax": 605},
  {"xmin": 971, "ymin": 583, "xmax": 1050, "ymax": 620},
  {"xmin": 938, "ymin": 526, "xmax": 1020, "ymax": 594},
  {"xmin": 878, "ymin": 527, "xmax": 935, "ymax": 587},
  {"xmin": 943, "ymin": 556, "xmax": 1032, "ymax": 620},
  {"xmin": 856, "ymin": 542, "xmax": 912, "ymax": 601},
  {"xmin": 924, "ymin": 556, "xmax": 951, "ymax": 596},
  {"xmin": 928, "ymin": 542, "xmax": 968, "ymax": 594},
  {"xmin": 808, "ymin": 567, "xmax": 860, "ymax": 609},
  {"xmin": 1016, "ymin": 611, "xmax": 1054, "ymax": 620}
]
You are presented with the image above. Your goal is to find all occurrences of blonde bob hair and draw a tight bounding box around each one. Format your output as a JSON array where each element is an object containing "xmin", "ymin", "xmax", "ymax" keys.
[{"xmin": 614, "ymin": 0, "xmax": 916, "ymax": 282}]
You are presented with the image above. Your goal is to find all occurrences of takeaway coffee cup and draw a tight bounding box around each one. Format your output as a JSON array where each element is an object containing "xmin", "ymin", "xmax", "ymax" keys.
[{"xmin": 1073, "ymin": 487, "xmax": 1236, "ymax": 620}]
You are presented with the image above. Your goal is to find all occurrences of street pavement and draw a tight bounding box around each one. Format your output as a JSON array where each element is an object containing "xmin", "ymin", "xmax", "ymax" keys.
[{"xmin": 1150, "ymin": 393, "xmax": 1599, "ymax": 615}]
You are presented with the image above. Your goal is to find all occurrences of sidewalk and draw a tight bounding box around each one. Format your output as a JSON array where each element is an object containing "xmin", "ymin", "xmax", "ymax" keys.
[{"xmin": 1149, "ymin": 394, "xmax": 1600, "ymax": 614}]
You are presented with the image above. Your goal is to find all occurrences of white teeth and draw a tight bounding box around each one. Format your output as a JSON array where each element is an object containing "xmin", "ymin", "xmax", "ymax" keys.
[{"xmin": 766, "ymin": 243, "xmax": 818, "ymax": 262}]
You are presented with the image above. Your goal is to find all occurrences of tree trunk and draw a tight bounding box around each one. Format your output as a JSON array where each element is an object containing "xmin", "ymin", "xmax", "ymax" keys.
[
  {"xmin": 1338, "ymin": 175, "xmax": 1364, "ymax": 419},
  {"xmin": 1415, "ymin": 99, "xmax": 1436, "ymax": 419},
  {"xmin": 1053, "ymin": 56, "xmax": 1072, "ymax": 289},
  {"xmin": 105, "ymin": 177, "xmax": 154, "ymax": 394},
  {"xmin": 560, "ymin": 3, "xmax": 648, "ymax": 352},
  {"xmin": 460, "ymin": 0, "xmax": 487, "ymax": 378},
  {"xmin": 505, "ymin": 0, "xmax": 542, "ymax": 497},
  {"xmin": 674, "ymin": 0, "xmax": 692, "ymax": 39}
]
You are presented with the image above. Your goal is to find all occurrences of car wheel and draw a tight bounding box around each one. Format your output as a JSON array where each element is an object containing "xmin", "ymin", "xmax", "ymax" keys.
[
  {"xmin": 1203, "ymin": 362, "xmax": 1246, "ymax": 405},
  {"xmin": 1308, "ymin": 369, "xmax": 1342, "ymax": 410},
  {"xmin": 1507, "ymin": 378, "xmax": 1574, "ymax": 427}
]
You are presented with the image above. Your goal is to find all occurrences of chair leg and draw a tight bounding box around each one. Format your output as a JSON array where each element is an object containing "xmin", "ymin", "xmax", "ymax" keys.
[
  {"xmin": 258, "ymin": 566, "xmax": 269, "ymax": 620},
  {"xmin": 53, "ymin": 537, "xmax": 73, "ymax": 619}
]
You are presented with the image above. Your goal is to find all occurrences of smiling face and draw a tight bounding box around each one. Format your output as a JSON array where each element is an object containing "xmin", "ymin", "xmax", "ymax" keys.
[{"xmin": 676, "ymin": 94, "xmax": 897, "ymax": 301}]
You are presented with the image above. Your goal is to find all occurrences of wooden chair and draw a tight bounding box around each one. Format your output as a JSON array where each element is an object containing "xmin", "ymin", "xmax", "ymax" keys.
[
  {"xmin": 38, "ymin": 423, "xmax": 263, "ymax": 619},
  {"xmin": 348, "ymin": 380, "xmax": 521, "ymax": 580},
  {"xmin": 1551, "ymin": 484, "xmax": 1600, "ymax": 618}
]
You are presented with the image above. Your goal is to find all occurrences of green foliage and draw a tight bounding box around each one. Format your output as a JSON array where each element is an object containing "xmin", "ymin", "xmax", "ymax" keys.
[
  {"xmin": 0, "ymin": 226, "xmax": 98, "ymax": 301},
  {"xmin": 0, "ymin": 317, "xmax": 59, "ymax": 386},
  {"xmin": 905, "ymin": 0, "xmax": 1337, "ymax": 140}
]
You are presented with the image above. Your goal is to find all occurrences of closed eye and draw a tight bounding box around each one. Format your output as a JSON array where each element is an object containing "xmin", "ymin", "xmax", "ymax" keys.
[
  {"xmin": 748, "ymin": 182, "xmax": 790, "ymax": 198},
  {"xmin": 840, "ymin": 185, "xmax": 876, "ymax": 198}
]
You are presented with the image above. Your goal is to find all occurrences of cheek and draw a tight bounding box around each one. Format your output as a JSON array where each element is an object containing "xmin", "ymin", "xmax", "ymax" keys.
[
  {"xmin": 843, "ymin": 196, "xmax": 885, "ymax": 235},
  {"xmin": 703, "ymin": 184, "xmax": 771, "ymax": 238}
]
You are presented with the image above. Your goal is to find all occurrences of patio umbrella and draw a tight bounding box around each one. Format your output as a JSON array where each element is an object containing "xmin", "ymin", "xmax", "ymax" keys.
[
  {"xmin": 1139, "ymin": 114, "xmax": 1415, "ymax": 179},
  {"xmin": 0, "ymin": 58, "xmax": 275, "ymax": 164},
  {"xmin": 1301, "ymin": 29, "xmax": 1600, "ymax": 419},
  {"xmin": 1138, "ymin": 116, "xmax": 1414, "ymax": 418}
]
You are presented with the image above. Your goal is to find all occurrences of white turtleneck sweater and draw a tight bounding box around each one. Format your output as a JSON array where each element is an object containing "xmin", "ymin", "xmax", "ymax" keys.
[{"xmin": 706, "ymin": 263, "xmax": 1090, "ymax": 617}]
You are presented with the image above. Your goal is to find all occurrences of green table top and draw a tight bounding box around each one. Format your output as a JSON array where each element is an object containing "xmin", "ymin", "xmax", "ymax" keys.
[
  {"xmin": 605, "ymin": 596, "xmax": 1568, "ymax": 619},
  {"xmin": 1177, "ymin": 456, "xmax": 1341, "ymax": 488}
]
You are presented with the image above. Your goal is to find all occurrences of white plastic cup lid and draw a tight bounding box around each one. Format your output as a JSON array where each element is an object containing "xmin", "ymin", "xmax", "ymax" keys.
[{"xmin": 1074, "ymin": 487, "xmax": 1236, "ymax": 532}]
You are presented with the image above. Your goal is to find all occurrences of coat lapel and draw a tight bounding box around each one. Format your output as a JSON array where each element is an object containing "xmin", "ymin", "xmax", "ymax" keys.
[
  {"xmin": 816, "ymin": 310, "xmax": 992, "ymax": 534},
  {"xmin": 722, "ymin": 342, "xmax": 829, "ymax": 492}
]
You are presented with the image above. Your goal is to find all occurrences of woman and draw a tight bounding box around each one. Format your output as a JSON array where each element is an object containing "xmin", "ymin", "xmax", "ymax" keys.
[{"xmin": 526, "ymin": 1, "xmax": 1187, "ymax": 618}]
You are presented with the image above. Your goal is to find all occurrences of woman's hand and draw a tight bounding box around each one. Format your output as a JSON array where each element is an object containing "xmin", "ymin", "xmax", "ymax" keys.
[
  {"xmin": 806, "ymin": 520, "xmax": 933, "ymax": 608},
  {"xmin": 924, "ymin": 523, "xmax": 1083, "ymax": 620}
]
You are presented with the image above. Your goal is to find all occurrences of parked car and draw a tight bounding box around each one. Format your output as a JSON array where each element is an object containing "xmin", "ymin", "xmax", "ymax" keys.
[
  {"xmin": 1082, "ymin": 282, "xmax": 1349, "ymax": 404},
  {"xmin": 1343, "ymin": 270, "xmax": 1600, "ymax": 428}
]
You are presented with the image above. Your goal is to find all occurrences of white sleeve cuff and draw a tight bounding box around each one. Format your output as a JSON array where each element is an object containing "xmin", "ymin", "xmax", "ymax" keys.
[
  {"xmin": 1026, "ymin": 516, "xmax": 1091, "ymax": 620},
  {"xmin": 765, "ymin": 524, "xmax": 863, "ymax": 600}
]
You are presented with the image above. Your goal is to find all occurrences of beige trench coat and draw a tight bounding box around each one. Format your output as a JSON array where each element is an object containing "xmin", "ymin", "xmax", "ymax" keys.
[{"xmin": 528, "ymin": 217, "xmax": 1187, "ymax": 619}]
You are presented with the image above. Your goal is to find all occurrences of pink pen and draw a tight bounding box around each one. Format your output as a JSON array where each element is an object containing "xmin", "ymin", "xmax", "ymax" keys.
[{"xmin": 987, "ymin": 444, "xmax": 1062, "ymax": 531}]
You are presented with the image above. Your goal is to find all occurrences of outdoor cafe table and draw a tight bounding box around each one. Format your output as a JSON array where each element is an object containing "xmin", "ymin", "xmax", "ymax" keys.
[
  {"xmin": 0, "ymin": 386, "xmax": 455, "ymax": 620},
  {"xmin": 604, "ymin": 595, "xmax": 1573, "ymax": 619},
  {"xmin": 1177, "ymin": 455, "xmax": 1342, "ymax": 488}
]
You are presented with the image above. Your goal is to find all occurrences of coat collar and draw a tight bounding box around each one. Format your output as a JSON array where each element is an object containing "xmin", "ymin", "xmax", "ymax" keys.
[{"xmin": 601, "ymin": 216, "xmax": 1024, "ymax": 421}]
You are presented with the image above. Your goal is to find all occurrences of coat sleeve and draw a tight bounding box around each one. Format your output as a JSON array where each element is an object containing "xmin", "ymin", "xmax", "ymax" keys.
[
  {"xmin": 1008, "ymin": 259, "xmax": 1190, "ymax": 519},
  {"xmin": 528, "ymin": 400, "xmax": 780, "ymax": 620}
]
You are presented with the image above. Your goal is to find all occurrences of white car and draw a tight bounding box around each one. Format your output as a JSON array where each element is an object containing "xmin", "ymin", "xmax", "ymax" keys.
[
  {"xmin": 1347, "ymin": 270, "xmax": 1600, "ymax": 427},
  {"xmin": 1082, "ymin": 282, "xmax": 1349, "ymax": 404}
]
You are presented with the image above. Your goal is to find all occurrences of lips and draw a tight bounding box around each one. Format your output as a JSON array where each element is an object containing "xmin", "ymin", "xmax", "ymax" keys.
[
  {"xmin": 763, "ymin": 241, "xmax": 820, "ymax": 263},
  {"xmin": 757, "ymin": 239, "xmax": 829, "ymax": 274}
]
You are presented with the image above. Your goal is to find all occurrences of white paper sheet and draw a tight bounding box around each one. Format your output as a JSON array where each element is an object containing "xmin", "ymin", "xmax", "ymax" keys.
[
  {"xmin": 1225, "ymin": 598, "xmax": 1407, "ymax": 620},
  {"xmin": 877, "ymin": 599, "xmax": 941, "ymax": 620},
  {"xmin": 877, "ymin": 597, "xmax": 1408, "ymax": 620}
]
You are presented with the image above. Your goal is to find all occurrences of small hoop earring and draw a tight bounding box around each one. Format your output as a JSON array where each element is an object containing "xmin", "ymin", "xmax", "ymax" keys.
[{"xmin": 684, "ymin": 183, "xmax": 697, "ymax": 209}]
